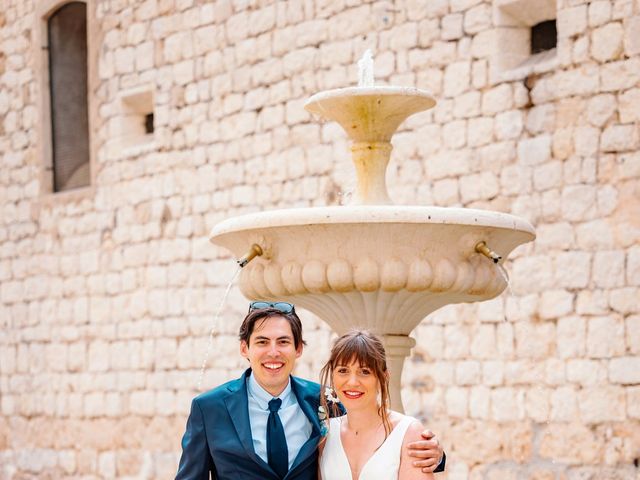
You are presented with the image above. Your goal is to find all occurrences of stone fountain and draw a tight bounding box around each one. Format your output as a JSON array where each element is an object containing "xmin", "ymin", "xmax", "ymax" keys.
[{"xmin": 210, "ymin": 53, "xmax": 535, "ymax": 411}]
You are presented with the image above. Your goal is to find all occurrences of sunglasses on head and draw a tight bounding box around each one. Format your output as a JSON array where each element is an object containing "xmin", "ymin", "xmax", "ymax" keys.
[{"xmin": 248, "ymin": 301, "xmax": 296, "ymax": 314}]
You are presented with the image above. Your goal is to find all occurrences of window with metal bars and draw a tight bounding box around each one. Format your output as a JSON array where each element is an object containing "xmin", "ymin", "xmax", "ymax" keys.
[{"xmin": 47, "ymin": 1, "xmax": 90, "ymax": 192}]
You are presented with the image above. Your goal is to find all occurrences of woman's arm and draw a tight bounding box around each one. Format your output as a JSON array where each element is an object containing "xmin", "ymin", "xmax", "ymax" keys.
[{"xmin": 399, "ymin": 420, "xmax": 435, "ymax": 480}]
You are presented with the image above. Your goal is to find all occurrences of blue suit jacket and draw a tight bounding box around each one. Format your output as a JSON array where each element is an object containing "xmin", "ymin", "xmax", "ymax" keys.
[{"xmin": 176, "ymin": 369, "xmax": 323, "ymax": 480}]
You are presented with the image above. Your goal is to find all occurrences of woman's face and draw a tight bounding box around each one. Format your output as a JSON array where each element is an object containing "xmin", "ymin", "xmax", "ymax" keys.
[{"xmin": 331, "ymin": 358, "xmax": 380, "ymax": 411}]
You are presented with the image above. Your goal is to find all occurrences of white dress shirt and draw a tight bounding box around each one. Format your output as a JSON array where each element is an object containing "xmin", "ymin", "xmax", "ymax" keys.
[{"xmin": 247, "ymin": 372, "xmax": 313, "ymax": 469}]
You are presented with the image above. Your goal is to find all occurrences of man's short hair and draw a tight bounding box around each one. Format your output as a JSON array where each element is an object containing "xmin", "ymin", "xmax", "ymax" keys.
[{"xmin": 238, "ymin": 307, "xmax": 306, "ymax": 349}]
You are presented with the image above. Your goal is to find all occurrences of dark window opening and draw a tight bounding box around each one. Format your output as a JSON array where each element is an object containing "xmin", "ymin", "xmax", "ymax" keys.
[
  {"xmin": 531, "ymin": 20, "xmax": 557, "ymax": 54},
  {"xmin": 48, "ymin": 2, "xmax": 90, "ymax": 192},
  {"xmin": 144, "ymin": 113, "xmax": 154, "ymax": 134}
]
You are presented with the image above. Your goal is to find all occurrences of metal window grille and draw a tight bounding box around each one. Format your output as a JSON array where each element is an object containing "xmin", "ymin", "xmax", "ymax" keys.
[{"xmin": 48, "ymin": 2, "xmax": 90, "ymax": 192}]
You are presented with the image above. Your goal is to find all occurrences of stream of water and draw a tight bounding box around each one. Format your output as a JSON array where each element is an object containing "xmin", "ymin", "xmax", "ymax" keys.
[
  {"xmin": 496, "ymin": 262, "xmax": 514, "ymax": 321},
  {"xmin": 196, "ymin": 265, "xmax": 242, "ymax": 391}
]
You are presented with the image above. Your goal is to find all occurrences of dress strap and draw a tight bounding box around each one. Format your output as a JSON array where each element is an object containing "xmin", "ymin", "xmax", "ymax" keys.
[{"xmin": 386, "ymin": 415, "xmax": 414, "ymax": 443}]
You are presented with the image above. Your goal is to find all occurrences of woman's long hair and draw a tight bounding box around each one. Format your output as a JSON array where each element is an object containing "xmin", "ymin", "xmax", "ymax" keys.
[{"xmin": 319, "ymin": 330, "xmax": 392, "ymax": 437}]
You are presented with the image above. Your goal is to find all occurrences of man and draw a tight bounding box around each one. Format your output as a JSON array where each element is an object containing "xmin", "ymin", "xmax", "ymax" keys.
[{"xmin": 176, "ymin": 302, "xmax": 445, "ymax": 479}]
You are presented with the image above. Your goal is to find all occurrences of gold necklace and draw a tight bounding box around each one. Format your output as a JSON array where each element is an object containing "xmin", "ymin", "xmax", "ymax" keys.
[{"xmin": 349, "ymin": 420, "xmax": 383, "ymax": 436}]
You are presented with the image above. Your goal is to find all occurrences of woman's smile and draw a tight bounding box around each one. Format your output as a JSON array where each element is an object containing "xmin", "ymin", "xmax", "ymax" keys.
[{"xmin": 342, "ymin": 390, "xmax": 365, "ymax": 399}]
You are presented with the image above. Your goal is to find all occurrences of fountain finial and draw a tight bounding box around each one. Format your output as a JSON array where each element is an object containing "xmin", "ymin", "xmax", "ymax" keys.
[{"xmin": 357, "ymin": 49, "xmax": 374, "ymax": 87}]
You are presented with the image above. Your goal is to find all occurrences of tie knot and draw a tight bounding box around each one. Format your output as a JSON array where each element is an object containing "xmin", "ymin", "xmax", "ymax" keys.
[{"xmin": 268, "ymin": 398, "xmax": 282, "ymax": 413}]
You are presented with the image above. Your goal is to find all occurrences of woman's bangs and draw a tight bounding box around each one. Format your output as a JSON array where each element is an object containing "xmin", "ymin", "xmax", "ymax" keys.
[{"xmin": 333, "ymin": 337, "xmax": 376, "ymax": 369}]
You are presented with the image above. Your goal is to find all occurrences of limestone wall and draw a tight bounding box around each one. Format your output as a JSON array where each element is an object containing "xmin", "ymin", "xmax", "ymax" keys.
[{"xmin": 0, "ymin": 0, "xmax": 639, "ymax": 478}]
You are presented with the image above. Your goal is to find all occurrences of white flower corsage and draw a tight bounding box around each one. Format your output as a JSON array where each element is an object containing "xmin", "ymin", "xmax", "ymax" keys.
[
  {"xmin": 325, "ymin": 387, "xmax": 339, "ymax": 403},
  {"xmin": 318, "ymin": 387, "xmax": 338, "ymax": 437}
]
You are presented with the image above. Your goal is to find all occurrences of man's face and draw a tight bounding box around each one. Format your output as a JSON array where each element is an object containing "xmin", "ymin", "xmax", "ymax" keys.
[{"xmin": 240, "ymin": 315, "xmax": 303, "ymax": 397}]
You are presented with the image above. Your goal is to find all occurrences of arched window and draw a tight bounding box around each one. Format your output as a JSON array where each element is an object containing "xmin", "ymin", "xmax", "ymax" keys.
[{"xmin": 47, "ymin": 1, "xmax": 90, "ymax": 192}]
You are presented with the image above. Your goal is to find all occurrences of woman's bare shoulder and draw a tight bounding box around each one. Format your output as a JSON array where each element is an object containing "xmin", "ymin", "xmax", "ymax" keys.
[
  {"xmin": 389, "ymin": 410, "xmax": 423, "ymax": 433},
  {"xmin": 397, "ymin": 415, "xmax": 434, "ymax": 480},
  {"xmin": 403, "ymin": 418, "xmax": 425, "ymax": 442}
]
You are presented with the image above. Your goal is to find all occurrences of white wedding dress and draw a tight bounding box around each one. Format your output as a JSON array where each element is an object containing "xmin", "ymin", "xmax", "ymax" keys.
[{"xmin": 319, "ymin": 414, "xmax": 415, "ymax": 480}]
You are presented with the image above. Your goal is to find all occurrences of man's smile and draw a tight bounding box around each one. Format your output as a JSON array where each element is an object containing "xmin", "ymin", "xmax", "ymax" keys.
[{"xmin": 263, "ymin": 361, "xmax": 285, "ymax": 371}]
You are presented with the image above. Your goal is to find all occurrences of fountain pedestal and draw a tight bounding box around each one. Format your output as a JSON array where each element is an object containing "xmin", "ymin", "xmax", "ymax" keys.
[{"xmin": 383, "ymin": 334, "xmax": 416, "ymax": 412}]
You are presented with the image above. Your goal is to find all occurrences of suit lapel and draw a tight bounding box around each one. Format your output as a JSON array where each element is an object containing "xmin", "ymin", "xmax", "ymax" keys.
[
  {"xmin": 293, "ymin": 379, "xmax": 321, "ymax": 435},
  {"xmin": 287, "ymin": 376, "xmax": 322, "ymax": 475},
  {"xmin": 224, "ymin": 369, "xmax": 274, "ymax": 473}
]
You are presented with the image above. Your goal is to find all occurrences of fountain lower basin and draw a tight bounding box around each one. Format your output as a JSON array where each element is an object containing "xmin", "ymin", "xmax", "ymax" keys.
[{"xmin": 211, "ymin": 205, "xmax": 534, "ymax": 333}]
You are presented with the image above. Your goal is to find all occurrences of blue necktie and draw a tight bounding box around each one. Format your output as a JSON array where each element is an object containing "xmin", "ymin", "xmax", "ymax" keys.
[{"xmin": 267, "ymin": 398, "xmax": 288, "ymax": 479}]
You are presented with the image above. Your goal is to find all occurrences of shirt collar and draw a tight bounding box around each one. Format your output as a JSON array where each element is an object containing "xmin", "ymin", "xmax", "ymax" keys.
[{"xmin": 248, "ymin": 371, "xmax": 293, "ymax": 410}]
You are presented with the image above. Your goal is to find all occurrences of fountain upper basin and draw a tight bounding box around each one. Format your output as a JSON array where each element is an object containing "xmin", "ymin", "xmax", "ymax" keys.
[
  {"xmin": 210, "ymin": 205, "xmax": 535, "ymax": 334},
  {"xmin": 305, "ymin": 86, "xmax": 436, "ymax": 143}
]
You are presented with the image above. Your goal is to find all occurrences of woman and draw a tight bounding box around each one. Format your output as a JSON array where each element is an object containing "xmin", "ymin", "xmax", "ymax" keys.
[{"xmin": 318, "ymin": 330, "xmax": 434, "ymax": 480}]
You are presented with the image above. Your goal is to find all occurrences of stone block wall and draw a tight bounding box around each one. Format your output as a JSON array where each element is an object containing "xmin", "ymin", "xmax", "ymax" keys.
[{"xmin": 0, "ymin": 0, "xmax": 639, "ymax": 478}]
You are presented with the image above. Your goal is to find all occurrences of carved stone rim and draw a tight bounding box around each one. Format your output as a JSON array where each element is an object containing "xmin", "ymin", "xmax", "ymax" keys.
[
  {"xmin": 241, "ymin": 255, "xmax": 505, "ymax": 299},
  {"xmin": 210, "ymin": 205, "xmax": 536, "ymax": 240},
  {"xmin": 304, "ymin": 86, "xmax": 436, "ymax": 111}
]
